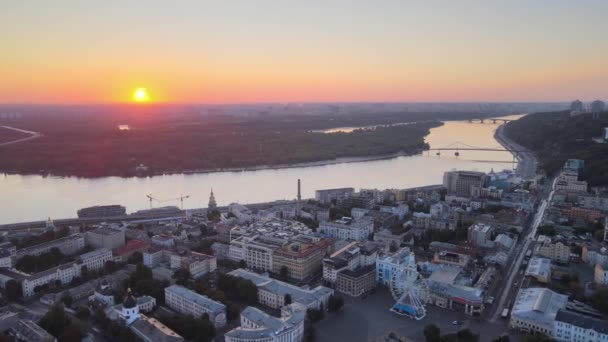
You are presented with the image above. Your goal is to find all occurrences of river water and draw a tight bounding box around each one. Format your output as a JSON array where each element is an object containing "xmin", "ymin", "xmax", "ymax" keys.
[{"xmin": 0, "ymin": 115, "xmax": 523, "ymax": 224}]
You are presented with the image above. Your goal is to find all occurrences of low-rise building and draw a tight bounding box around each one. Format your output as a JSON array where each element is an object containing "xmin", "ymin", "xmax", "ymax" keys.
[
  {"xmin": 164, "ymin": 285, "xmax": 226, "ymax": 327},
  {"xmin": 525, "ymin": 257, "xmax": 552, "ymax": 283},
  {"xmin": 510, "ymin": 288, "xmax": 568, "ymax": 336},
  {"xmin": 318, "ymin": 217, "xmax": 373, "ymax": 242},
  {"xmin": 535, "ymin": 237, "xmax": 571, "ymax": 264},
  {"xmin": 468, "ymin": 223, "xmax": 494, "ymax": 248},
  {"xmin": 228, "ymin": 269, "xmax": 333, "ymax": 310},
  {"xmin": 86, "ymin": 227, "xmax": 125, "ymax": 249},
  {"xmin": 78, "ymin": 205, "xmax": 126, "ymax": 218},
  {"xmin": 113, "ymin": 239, "xmax": 150, "ymax": 262},
  {"xmin": 16, "ymin": 234, "xmax": 85, "ymax": 260},
  {"xmin": 376, "ymin": 247, "xmax": 413, "ymax": 286},
  {"xmin": 225, "ymin": 304, "xmax": 306, "ymax": 342},
  {"xmin": 79, "ymin": 248, "xmax": 113, "ymax": 272},
  {"xmin": 9, "ymin": 319, "xmax": 55, "ymax": 342},
  {"xmin": 554, "ymin": 309, "xmax": 608, "ymax": 342}
]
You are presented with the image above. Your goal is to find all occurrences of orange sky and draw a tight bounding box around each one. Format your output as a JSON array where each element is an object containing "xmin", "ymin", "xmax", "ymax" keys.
[{"xmin": 1, "ymin": 1, "xmax": 607, "ymax": 104}]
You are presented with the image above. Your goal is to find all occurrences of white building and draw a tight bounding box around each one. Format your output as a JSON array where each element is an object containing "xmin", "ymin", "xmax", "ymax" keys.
[
  {"xmin": 164, "ymin": 285, "xmax": 227, "ymax": 327},
  {"xmin": 554, "ymin": 309, "xmax": 608, "ymax": 342},
  {"xmin": 79, "ymin": 248, "xmax": 113, "ymax": 272},
  {"xmin": 16, "ymin": 234, "xmax": 85, "ymax": 259},
  {"xmin": 228, "ymin": 269, "xmax": 333, "ymax": 310},
  {"xmin": 315, "ymin": 188, "xmax": 355, "ymax": 205},
  {"xmin": 323, "ymin": 241, "xmax": 377, "ymax": 285},
  {"xmin": 379, "ymin": 204, "xmax": 409, "ymax": 220},
  {"xmin": 318, "ymin": 217, "xmax": 373, "ymax": 241},
  {"xmin": 376, "ymin": 247, "xmax": 413, "ymax": 286},
  {"xmin": 225, "ymin": 304, "xmax": 306, "ymax": 342},
  {"xmin": 525, "ymin": 257, "xmax": 552, "ymax": 283},
  {"xmin": 510, "ymin": 288, "xmax": 568, "ymax": 336},
  {"xmin": 468, "ymin": 223, "xmax": 494, "ymax": 248}
]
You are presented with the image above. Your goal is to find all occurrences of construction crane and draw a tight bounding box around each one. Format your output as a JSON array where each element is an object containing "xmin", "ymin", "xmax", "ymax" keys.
[
  {"xmin": 146, "ymin": 193, "xmax": 191, "ymax": 210},
  {"xmin": 146, "ymin": 194, "xmax": 159, "ymax": 209},
  {"xmin": 166, "ymin": 194, "xmax": 190, "ymax": 210}
]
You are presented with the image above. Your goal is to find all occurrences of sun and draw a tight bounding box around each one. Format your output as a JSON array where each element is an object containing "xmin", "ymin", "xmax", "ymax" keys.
[{"xmin": 133, "ymin": 88, "xmax": 149, "ymax": 102}]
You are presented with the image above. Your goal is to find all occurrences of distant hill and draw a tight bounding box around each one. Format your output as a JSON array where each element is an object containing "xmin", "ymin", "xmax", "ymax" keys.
[{"xmin": 504, "ymin": 110, "xmax": 608, "ymax": 186}]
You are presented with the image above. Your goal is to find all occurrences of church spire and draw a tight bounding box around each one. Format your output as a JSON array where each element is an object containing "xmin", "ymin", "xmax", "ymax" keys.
[{"xmin": 208, "ymin": 189, "xmax": 217, "ymax": 209}]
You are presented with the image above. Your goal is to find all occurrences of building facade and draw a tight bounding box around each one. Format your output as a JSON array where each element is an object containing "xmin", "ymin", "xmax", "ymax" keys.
[{"xmin": 165, "ymin": 285, "xmax": 227, "ymax": 327}]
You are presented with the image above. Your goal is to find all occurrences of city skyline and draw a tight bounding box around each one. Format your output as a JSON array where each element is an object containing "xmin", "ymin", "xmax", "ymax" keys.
[{"xmin": 2, "ymin": 0, "xmax": 608, "ymax": 104}]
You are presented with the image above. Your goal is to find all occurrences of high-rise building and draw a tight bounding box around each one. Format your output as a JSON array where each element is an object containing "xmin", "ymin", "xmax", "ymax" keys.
[{"xmin": 443, "ymin": 171, "xmax": 487, "ymax": 197}]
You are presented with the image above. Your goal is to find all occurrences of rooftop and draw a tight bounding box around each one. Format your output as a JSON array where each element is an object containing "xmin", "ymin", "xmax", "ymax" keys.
[
  {"xmin": 165, "ymin": 285, "xmax": 225, "ymax": 313},
  {"xmin": 90, "ymin": 227, "xmax": 123, "ymax": 236},
  {"xmin": 228, "ymin": 269, "xmax": 333, "ymax": 306},
  {"xmin": 555, "ymin": 309, "xmax": 608, "ymax": 334},
  {"xmin": 511, "ymin": 288, "xmax": 568, "ymax": 327},
  {"xmin": 225, "ymin": 304, "xmax": 306, "ymax": 340},
  {"xmin": 130, "ymin": 314, "xmax": 184, "ymax": 342}
]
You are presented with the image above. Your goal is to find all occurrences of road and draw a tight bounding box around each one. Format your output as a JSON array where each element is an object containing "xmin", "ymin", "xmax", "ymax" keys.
[
  {"xmin": 490, "ymin": 176, "xmax": 558, "ymax": 322},
  {"xmin": 0, "ymin": 125, "xmax": 42, "ymax": 146},
  {"xmin": 495, "ymin": 123, "xmax": 536, "ymax": 180}
]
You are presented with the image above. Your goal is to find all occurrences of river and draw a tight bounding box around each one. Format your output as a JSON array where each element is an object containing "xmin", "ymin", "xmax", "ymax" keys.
[{"xmin": 0, "ymin": 115, "xmax": 523, "ymax": 224}]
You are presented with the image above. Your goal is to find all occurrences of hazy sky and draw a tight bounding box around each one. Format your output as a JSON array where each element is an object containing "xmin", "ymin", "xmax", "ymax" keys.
[{"xmin": 1, "ymin": 0, "xmax": 607, "ymax": 104}]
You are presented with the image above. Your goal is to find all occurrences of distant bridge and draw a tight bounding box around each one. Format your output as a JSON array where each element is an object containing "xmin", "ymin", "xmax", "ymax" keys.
[
  {"xmin": 427, "ymin": 141, "xmax": 528, "ymax": 155},
  {"xmin": 467, "ymin": 118, "xmax": 512, "ymax": 123}
]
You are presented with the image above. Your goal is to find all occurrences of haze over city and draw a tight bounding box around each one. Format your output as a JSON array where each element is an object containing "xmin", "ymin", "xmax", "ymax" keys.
[{"xmin": 2, "ymin": 0, "xmax": 608, "ymax": 104}]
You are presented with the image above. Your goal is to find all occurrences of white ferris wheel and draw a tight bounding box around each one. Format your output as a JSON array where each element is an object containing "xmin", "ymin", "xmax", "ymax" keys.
[{"xmin": 389, "ymin": 252, "xmax": 428, "ymax": 320}]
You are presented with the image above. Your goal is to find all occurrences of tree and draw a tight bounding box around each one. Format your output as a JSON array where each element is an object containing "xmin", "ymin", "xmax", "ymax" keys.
[
  {"xmin": 172, "ymin": 268, "xmax": 192, "ymax": 286},
  {"xmin": 284, "ymin": 294, "xmax": 292, "ymax": 305},
  {"xmin": 127, "ymin": 251, "xmax": 143, "ymax": 264},
  {"xmin": 226, "ymin": 302, "xmax": 240, "ymax": 322},
  {"xmin": 58, "ymin": 324, "xmax": 83, "ymax": 342},
  {"xmin": 280, "ymin": 265, "xmax": 289, "ymax": 280},
  {"xmin": 423, "ymin": 324, "xmax": 440, "ymax": 342},
  {"xmin": 304, "ymin": 319, "xmax": 315, "ymax": 342},
  {"xmin": 456, "ymin": 329, "xmax": 479, "ymax": 342},
  {"xmin": 39, "ymin": 304, "xmax": 71, "ymax": 337},
  {"xmin": 75, "ymin": 306, "xmax": 90, "ymax": 319},
  {"xmin": 591, "ymin": 287, "xmax": 608, "ymax": 314},
  {"xmin": 5, "ymin": 279, "xmax": 22, "ymax": 301},
  {"xmin": 493, "ymin": 336, "xmax": 510, "ymax": 342},
  {"xmin": 327, "ymin": 294, "xmax": 344, "ymax": 312},
  {"xmin": 238, "ymin": 259, "xmax": 247, "ymax": 269},
  {"xmin": 519, "ymin": 333, "xmax": 554, "ymax": 342},
  {"xmin": 61, "ymin": 293, "xmax": 73, "ymax": 308}
]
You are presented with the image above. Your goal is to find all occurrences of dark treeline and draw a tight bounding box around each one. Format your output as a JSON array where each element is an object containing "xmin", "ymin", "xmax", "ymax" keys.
[
  {"xmin": 504, "ymin": 111, "xmax": 608, "ymax": 186},
  {"xmin": 0, "ymin": 109, "xmax": 496, "ymax": 177}
]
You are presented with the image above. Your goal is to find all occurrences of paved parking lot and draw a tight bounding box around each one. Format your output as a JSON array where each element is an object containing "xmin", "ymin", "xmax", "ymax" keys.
[{"xmin": 315, "ymin": 289, "xmax": 511, "ymax": 342}]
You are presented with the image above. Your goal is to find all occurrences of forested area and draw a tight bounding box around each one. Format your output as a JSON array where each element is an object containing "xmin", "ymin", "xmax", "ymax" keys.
[
  {"xmin": 0, "ymin": 107, "xmax": 495, "ymax": 177},
  {"xmin": 504, "ymin": 111, "xmax": 608, "ymax": 186}
]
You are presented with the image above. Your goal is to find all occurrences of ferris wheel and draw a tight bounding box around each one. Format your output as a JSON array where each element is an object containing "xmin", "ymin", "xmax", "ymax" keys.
[{"xmin": 389, "ymin": 253, "xmax": 428, "ymax": 320}]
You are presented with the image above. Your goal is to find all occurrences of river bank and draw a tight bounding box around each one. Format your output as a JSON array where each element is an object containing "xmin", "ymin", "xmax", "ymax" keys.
[{"xmin": 494, "ymin": 121, "xmax": 537, "ymax": 179}]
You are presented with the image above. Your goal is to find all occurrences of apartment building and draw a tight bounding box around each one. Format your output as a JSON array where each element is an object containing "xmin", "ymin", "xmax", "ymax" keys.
[
  {"xmin": 16, "ymin": 234, "xmax": 85, "ymax": 260},
  {"xmin": 535, "ymin": 236, "xmax": 571, "ymax": 264},
  {"xmin": 79, "ymin": 248, "xmax": 113, "ymax": 272},
  {"xmin": 318, "ymin": 217, "xmax": 373, "ymax": 242},
  {"xmin": 272, "ymin": 235, "xmax": 333, "ymax": 282},
  {"xmin": 315, "ymin": 188, "xmax": 355, "ymax": 205},
  {"xmin": 164, "ymin": 285, "xmax": 226, "ymax": 327},
  {"xmin": 228, "ymin": 269, "xmax": 333, "ymax": 310},
  {"xmin": 510, "ymin": 288, "xmax": 568, "ymax": 336},
  {"xmin": 443, "ymin": 171, "xmax": 488, "ymax": 197},
  {"xmin": 86, "ymin": 227, "xmax": 126, "ymax": 249},
  {"xmin": 554, "ymin": 309, "xmax": 608, "ymax": 342},
  {"xmin": 225, "ymin": 304, "xmax": 305, "ymax": 342}
]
